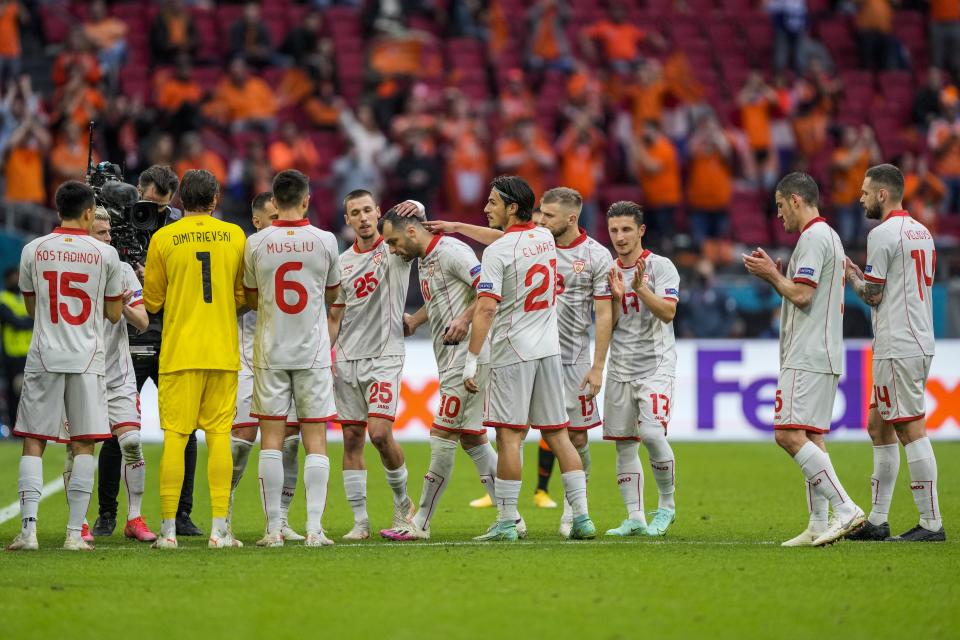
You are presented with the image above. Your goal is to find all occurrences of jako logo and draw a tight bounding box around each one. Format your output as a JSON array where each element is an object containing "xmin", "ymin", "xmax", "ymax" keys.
[{"xmin": 617, "ymin": 477, "xmax": 633, "ymax": 485}]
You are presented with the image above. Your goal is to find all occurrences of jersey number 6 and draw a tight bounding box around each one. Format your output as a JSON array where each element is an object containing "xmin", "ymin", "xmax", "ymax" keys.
[{"xmin": 276, "ymin": 262, "xmax": 308, "ymax": 314}]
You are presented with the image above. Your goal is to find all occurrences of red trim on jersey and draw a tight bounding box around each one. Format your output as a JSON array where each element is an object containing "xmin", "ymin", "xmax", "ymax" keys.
[
  {"xmin": 352, "ymin": 235, "xmax": 384, "ymax": 254},
  {"xmin": 602, "ymin": 435, "xmax": 643, "ymax": 442},
  {"xmin": 801, "ymin": 216, "xmax": 827, "ymax": 233},
  {"xmin": 367, "ymin": 412, "xmax": 395, "ymax": 421},
  {"xmin": 243, "ymin": 286, "xmax": 258, "ymax": 292},
  {"xmin": 53, "ymin": 227, "xmax": 89, "ymax": 235},
  {"xmin": 504, "ymin": 222, "xmax": 536, "ymax": 233},
  {"xmin": 22, "ymin": 291, "xmax": 35, "ymax": 296},
  {"xmin": 886, "ymin": 210, "xmax": 910, "ymax": 219},
  {"xmin": 471, "ymin": 276, "xmax": 481, "ymax": 289},
  {"xmin": 331, "ymin": 303, "xmax": 345, "ymax": 308},
  {"xmin": 250, "ymin": 413, "xmax": 289, "ymax": 421},
  {"xmin": 478, "ymin": 292, "xmax": 502, "ymax": 302},
  {"xmin": 890, "ymin": 414, "xmax": 925, "ymax": 424},
  {"xmin": 286, "ymin": 422, "xmax": 299, "ymax": 427},
  {"xmin": 594, "ymin": 294, "xmax": 612, "ymax": 300},
  {"xmin": 13, "ymin": 430, "xmax": 69, "ymax": 443},
  {"xmin": 792, "ymin": 277, "xmax": 818, "ymax": 288},
  {"xmin": 104, "ymin": 294, "xmax": 123, "ymax": 301},
  {"xmin": 272, "ymin": 219, "xmax": 310, "ymax": 227},
  {"xmin": 72, "ymin": 433, "xmax": 114, "ymax": 441},
  {"xmin": 616, "ymin": 250, "xmax": 651, "ymax": 269},
  {"xmin": 432, "ymin": 423, "xmax": 486, "ymax": 436},
  {"xmin": 483, "ymin": 421, "xmax": 528, "ymax": 429},
  {"xmin": 232, "ymin": 421, "xmax": 259, "ymax": 429},
  {"xmin": 774, "ymin": 423, "xmax": 829, "ymax": 434},
  {"xmin": 129, "ymin": 299, "xmax": 144, "ymax": 307},
  {"xmin": 110, "ymin": 422, "xmax": 141, "ymax": 431},
  {"xmin": 533, "ymin": 421, "xmax": 571, "ymax": 431},
  {"xmin": 325, "ymin": 283, "xmax": 340, "ymax": 289},
  {"xmin": 298, "ymin": 415, "xmax": 338, "ymax": 423},
  {"xmin": 568, "ymin": 420, "xmax": 602, "ymax": 431},
  {"xmin": 556, "ymin": 228, "xmax": 588, "ymax": 249},
  {"xmin": 424, "ymin": 233, "xmax": 443, "ymax": 256},
  {"xmin": 864, "ymin": 274, "xmax": 885, "ymax": 284}
]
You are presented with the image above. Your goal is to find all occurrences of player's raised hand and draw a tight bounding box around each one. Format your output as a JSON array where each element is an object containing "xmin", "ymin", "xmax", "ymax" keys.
[
  {"xmin": 580, "ymin": 366, "xmax": 603, "ymax": 400},
  {"xmin": 393, "ymin": 200, "xmax": 424, "ymax": 218},
  {"xmin": 607, "ymin": 267, "xmax": 625, "ymax": 300},
  {"xmin": 403, "ymin": 313, "xmax": 418, "ymax": 337},
  {"xmin": 443, "ymin": 315, "xmax": 470, "ymax": 345},
  {"xmin": 631, "ymin": 257, "xmax": 647, "ymax": 293},
  {"xmin": 742, "ymin": 247, "xmax": 778, "ymax": 280},
  {"xmin": 422, "ymin": 220, "xmax": 456, "ymax": 235}
]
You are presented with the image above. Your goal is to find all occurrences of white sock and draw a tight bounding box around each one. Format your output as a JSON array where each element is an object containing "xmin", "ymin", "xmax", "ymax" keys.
[
  {"xmin": 212, "ymin": 517, "xmax": 228, "ymax": 536},
  {"xmin": 465, "ymin": 442, "xmax": 497, "ymax": 501},
  {"xmin": 640, "ymin": 424, "xmax": 676, "ymax": 510},
  {"xmin": 794, "ymin": 442, "xmax": 855, "ymax": 516},
  {"xmin": 905, "ymin": 437, "xmax": 942, "ymax": 531},
  {"xmin": 413, "ymin": 437, "xmax": 457, "ymax": 530},
  {"xmin": 615, "ymin": 441, "xmax": 645, "ymax": 523},
  {"xmin": 561, "ymin": 470, "xmax": 588, "ymax": 517},
  {"xmin": 118, "ymin": 430, "xmax": 145, "ymax": 520},
  {"xmin": 563, "ymin": 444, "xmax": 592, "ymax": 521},
  {"xmin": 303, "ymin": 454, "xmax": 330, "ymax": 533},
  {"xmin": 343, "ymin": 470, "xmax": 368, "ymax": 524},
  {"xmin": 868, "ymin": 443, "xmax": 900, "ymax": 526},
  {"xmin": 806, "ymin": 481, "xmax": 828, "ymax": 532},
  {"xmin": 18, "ymin": 456, "xmax": 42, "ymax": 537},
  {"xmin": 281, "ymin": 435, "xmax": 300, "ymax": 522},
  {"xmin": 258, "ymin": 449, "xmax": 284, "ymax": 533},
  {"xmin": 495, "ymin": 478, "xmax": 521, "ymax": 523},
  {"xmin": 66, "ymin": 454, "xmax": 95, "ymax": 532},
  {"xmin": 384, "ymin": 463, "xmax": 409, "ymax": 506},
  {"xmin": 160, "ymin": 518, "xmax": 176, "ymax": 539},
  {"xmin": 62, "ymin": 447, "xmax": 73, "ymax": 492}
]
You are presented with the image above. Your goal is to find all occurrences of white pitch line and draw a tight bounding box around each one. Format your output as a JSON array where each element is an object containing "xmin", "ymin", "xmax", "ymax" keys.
[{"xmin": 0, "ymin": 479, "xmax": 65, "ymax": 525}]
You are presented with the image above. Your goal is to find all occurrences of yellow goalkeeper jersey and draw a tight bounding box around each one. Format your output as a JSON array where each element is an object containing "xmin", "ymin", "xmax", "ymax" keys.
[{"xmin": 143, "ymin": 214, "xmax": 246, "ymax": 373}]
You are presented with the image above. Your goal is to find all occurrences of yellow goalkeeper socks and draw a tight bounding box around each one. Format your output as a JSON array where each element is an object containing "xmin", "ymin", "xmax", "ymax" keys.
[{"xmin": 159, "ymin": 430, "xmax": 189, "ymax": 520}]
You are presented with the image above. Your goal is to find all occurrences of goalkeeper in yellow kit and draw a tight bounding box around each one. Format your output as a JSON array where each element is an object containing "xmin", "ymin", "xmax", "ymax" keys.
[{"xmin": 143, "ymin": 169, "xmax": 247, "ymax": 549}]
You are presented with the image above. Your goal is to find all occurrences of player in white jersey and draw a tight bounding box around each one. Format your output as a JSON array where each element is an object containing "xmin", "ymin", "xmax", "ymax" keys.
[
  {"xmin": 602, "ymin": 201, "xmax": 680, "ymax": 538},
  {"xmin": 466, "ymin": 175, "xmax": 595, "ymax": 541},
  {"xmin": 328, "ymin": 190, "xmax": 414, "ymax": 540},
  {"xmin": 375, "ymin": 204, "xmax": 511, "ymax": 541},
  {"xmin": 743, "ymin": 172, "xmax": 865, "ymax": 547},
  {"xmin": 228, "ymin": 192, "xmax": 305, "ymax": 545},
  {"xmin": 845, "ymin": 164, "xmax": 945, "ymax": 542},
  {"xmin": 7, "ymin": 181, "xmax": 124, "ymax": 551},
  {"xmin": 244, "ymin": 170, "xmax": 341, "ymax": 548}
]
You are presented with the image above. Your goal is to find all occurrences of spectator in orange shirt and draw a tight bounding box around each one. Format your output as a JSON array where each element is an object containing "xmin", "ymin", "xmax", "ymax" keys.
[
  {"xmin": 928, "ymin": 90, "xmax": 960, "ymax": 213},
  {"xmin": 52, "ymin": 68, "xmax": 107, "ymax": 130},
  {"xmin": 526, "ymin": 0, "xmax": 573, "ymax": 73},
  {"xmin": 229, "ymin": 1, "xmax": 274, "ymax": 68},
  {"xmin": 150, "ymin": 0, "xmax": 199, "ymax": 63},
  {"xmin": 686, "ymin": 113, "xmax": 734, "ymax": 248},
  {"xmin": 579, "ymin": 1, "xmax": 663, "ymax": 73},
  {"xmin": 900, "ymin": 150, "xmax": 946, "ymax": 231},
  {"xmin": 175, "ymin": 132, "xmax": 227, "ymax": 186},
  {"xmin": 557, "ymin": 113, "xmax": 604, "ymax": 235},
  {"xmin": 855, "ymin": 0, "xmax": 897, "ymax": 71},
  {"xmin": 209, "ymin": 57, "xmax": 278, "ymax": 132},
  {"xmin": 268, "ymin": 121, "xmax": 321, "ymax": 176},
  {"xmin": 304, "ymin": 81, "xmax": 341, "ymax": 130},
  {"xmin": 156, "ymin": 57, "xmax": 203, "ymax": 132},
  {"xmin": 52, "ymin": 29, "xmax": 102, "ymax": 88},
  {"xmin": 500, "ymin": 69, "xmax": 536, "ymax": 127},
  {"xmin": 83, "ymin": 0, "xmax": 128, "ymax": 83},
  {"xmin": 49, "ymin": 122, "xmax": 91, "ymax": 197},
  {"xmin": 930, "ymin": 0, "xmax": 960, "ymax": 77},
  {"xmin": 496, "ymin": 118, "xmax": 556, "ymax": 200},
  {"xmin": 623, "ymin": 59, "xmax": 667, "ymax": 132},
  {"xmin": 624, "ymin": 118, "xmax": 681, "ymax": 246},
  {"xmin": 0, "ymin": 1, "xmax": 25, "ymax": 87},
  {"xmin": 737, "ymin": 72, "xmax": 778, "ymax": 184},
  {"xmin": 831, "ymin": 125, "xmax": 882, "ymax": 245},
  {"xmin": 3, "ymin": 111, "xmax": 50, "ymax": 205}
]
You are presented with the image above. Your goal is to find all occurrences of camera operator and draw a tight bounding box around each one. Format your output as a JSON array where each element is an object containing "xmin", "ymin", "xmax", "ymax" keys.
[{"xmin": 92, "ymin": 165, "xmax": 203, "ymax": 538}]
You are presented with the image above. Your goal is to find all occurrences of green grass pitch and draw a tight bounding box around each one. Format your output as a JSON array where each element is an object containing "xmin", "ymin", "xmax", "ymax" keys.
[{"xmin": 0, "ymin": 440, "xmax": 957, "ymax": 639}]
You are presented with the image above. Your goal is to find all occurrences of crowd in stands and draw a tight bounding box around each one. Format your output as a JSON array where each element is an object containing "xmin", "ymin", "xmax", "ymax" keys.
[{"xmin": 0, "ymin": 0, "xmax": 958, "ymax": 337}]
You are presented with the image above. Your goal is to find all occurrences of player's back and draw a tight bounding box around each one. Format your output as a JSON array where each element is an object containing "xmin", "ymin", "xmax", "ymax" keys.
[
  {"xmin": 478, "ymin": 222, "xmax": 560, "ymax": 365},
  {"xmin": 334, "ymin": 236, "xmax": 410, "ymax": 361},
  {"xmin": 244, "ymin": 219, "xmax": 340, "ymax": 369},
  {"xmin": 555, "ymin": 231, "xmax": 613, "ymax": 365},
  {"xmin": 20, "ymin": 227, "xmax": 122, "ymax": 374},
  {"xmin": 608, "ymin": 251, "xmax": 679, "ymax": 381},
  {"xmin": 144, "ymin": 214, "xmax": 245, "ymax": 373},
  {"xmin": 780, "ymin": 218, "xmax": 845, "ymax": 375},
  {"xmin": 867, "ymin": 211, "xmax": 935, "ymax": 358}
]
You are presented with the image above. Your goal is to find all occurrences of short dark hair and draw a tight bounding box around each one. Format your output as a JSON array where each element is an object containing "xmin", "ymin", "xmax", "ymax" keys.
[
  {"xmin": 179, "ymin": 169, "xmax": 220, "ymax": 212},
  {"xmin": 343, "ymin": 189, "xmax": 375, "ymax": 211},
  {"xmin": 606, "ymin": 200, "xmax": 644, "ymax": 226},
  {"xmin": 272, "ymin": 170, "xmax": 310, "ymax": 209},
  {"xmin": 775, "ymin": 172, "xmax": 820, "ymax": 206},
  {"xmin": 491, "ymin": 175, "xmax": 535, "ymax": 221},
  {"xmin": 541, "ymin": 187, "xmax": 583, "ymax": 211},
  {"xmin": 378, "ymin": 206, "xmax": 425, "ymax": 233},
  {"xmin": 251, "ymin": 191, "xmax": 273, "ymax": 213},
  {"xmin": 138, "ymin": 165, "xmax": 179, "ymax": 198},
  {"xmin": 55, "ymin": 181, "xmax": 96, "ymax": 220},
  {"xmin": 865, "ymin": 163, "xmax": 905, "ymax": 201}
]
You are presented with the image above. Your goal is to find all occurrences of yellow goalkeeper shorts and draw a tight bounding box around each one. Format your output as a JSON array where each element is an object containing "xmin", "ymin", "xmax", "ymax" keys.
[{"xmin": 158, "ymin": 370, "xmax": 238, "ymax": 435}]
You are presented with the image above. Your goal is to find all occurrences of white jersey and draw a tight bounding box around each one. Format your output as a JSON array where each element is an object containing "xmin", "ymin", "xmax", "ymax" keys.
[
  {"xmin": 418, "ymin": 234, "xmax": 490, "ymax": 376},
  {"xmin": 608, "ymin": 251, "xmax": 679, "ymax": 382},
  {"xmin": 239, "ymin": 308, "xmax": 256, "ymax": 374},
  {"xmin": 477, "ymin": 222, "xmax": 560, "ymax": 366},
  {"xmin": 19, "ymin": 227, "xmax": 123, "ymax": 375},
  {"xmin": 865, "ymin": 210, "xmax": 936, "ymax": 360},
  {"xmin": 243, "ymin": 219, "xmax": 341, "ymax": 369},
  {"xmin": 779, "ymin": 217, "xmax": 845, "ymax": 375},
  {"xmin": 555, "ymin": 229, "xmax": 614, "ymax": 365},
  {"xmin": 104, "ymin": 261, "xmax": 143, "ymax": 389},
  {"xmin": 333, "ymin": 235, "xmax": 411, "ymax": 361}
]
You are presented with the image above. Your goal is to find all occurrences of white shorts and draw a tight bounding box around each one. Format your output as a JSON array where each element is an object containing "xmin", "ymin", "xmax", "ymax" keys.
[
  {"xmin": 106, "ymin": 375, "xmax": 141, "ymax": 430},
  {"xmin": 252, "ymin": 367, "xmax": 334, "ymax": 424},
  {"xmin": 870, "ymin": 356, "xmax": 932, "ymax": 424},
  {"xmin": 774, "ymin": 368, "xmax": 840, "ymax": 434},
  {"xmin": 483, "ymin": 355, "xmax": 568, "ymax": 431},
  {"xmin": 433, "ymin": 366, "xmax": 488, "ymax": 436},
  {"xmin": 333, "ymin": 356, "xmax": 403, "ymax": 425},
  {"xmin": 15, "ymin": 371, "xmax": 110, "ymax": 443},
  {"xmin": 235, "ymin": 372, "xmax": 299, "ymax": 428},
  {"xmin": 603, "ymin": 374, "xmax": 674, "ymax": 441},
  {"xmin": 563, "ymin": 362, "xmax": 602, "ymax": 430}
]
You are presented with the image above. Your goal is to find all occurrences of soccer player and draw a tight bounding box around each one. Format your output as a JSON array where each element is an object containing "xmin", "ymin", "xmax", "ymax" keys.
[
  {"xmin": 845, "ymin": 164, "xmax": 945, "ymax": 542},
  {"xmin": 229, "ymin": 192, "xmax": 305, "ymax": 544},
  {"xmin": 328, "ymin": 190, "xmax": 414, "ymax": 540},
  {"xmin": 602, "ymin": 201, "xmax": 679, "ymax": 538},
  {"xmin": 88, "ymin": 207, "xmax": 156, "ymax": 542},
  {"xmin": 468, "ymin": 175, "xmax": 595, "ymax": 541},
  {"xmin": 244, "ymin": 170, "xmax": 341, "ymax": 548},
  {"xmin": 743, "ymin": 172, "xmax": 865, "ymax": 547},
  {"xmin": 7, "ymin": 181, "xmax": 123, "ymax": 551},
  {"xmin": 376, "ymin": 204, "xmax": 506, "ymax": 541},
  {"xmin": 144, "ymin": 169, "xmax": 246, "ymax": 549}
]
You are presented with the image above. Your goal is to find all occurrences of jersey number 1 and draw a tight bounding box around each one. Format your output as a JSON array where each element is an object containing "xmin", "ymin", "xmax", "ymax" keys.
[{"xmin": 196, "ymin": 251, "xmax": 212, "ymax": 303}]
